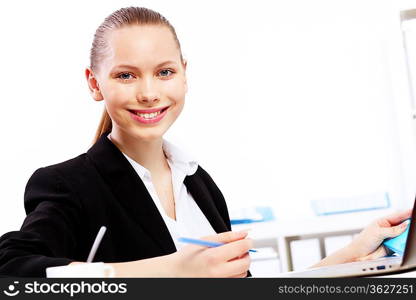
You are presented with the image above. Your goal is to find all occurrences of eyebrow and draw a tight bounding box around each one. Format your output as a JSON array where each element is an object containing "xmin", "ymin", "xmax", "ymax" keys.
[{"xmin": 111, "ymin": 60, "xmax": 178, "ymax": 72}]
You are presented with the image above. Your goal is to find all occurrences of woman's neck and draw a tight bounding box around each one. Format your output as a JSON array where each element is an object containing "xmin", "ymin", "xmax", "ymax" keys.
[{"xmin": 109, "ymin": 129, "xmax": 169, "ymax": 174}]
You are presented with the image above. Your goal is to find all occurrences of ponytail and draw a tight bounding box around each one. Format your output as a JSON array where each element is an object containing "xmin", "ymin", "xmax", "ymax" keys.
[{"xmin": 93, "ymin": 108, "xmax": 112, "ymax": 144}]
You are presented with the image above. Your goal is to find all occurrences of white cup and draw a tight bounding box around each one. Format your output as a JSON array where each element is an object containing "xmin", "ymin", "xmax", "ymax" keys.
[{"xmin": 46, "ymin": 262, "xmax": 115, "ymax": 278}]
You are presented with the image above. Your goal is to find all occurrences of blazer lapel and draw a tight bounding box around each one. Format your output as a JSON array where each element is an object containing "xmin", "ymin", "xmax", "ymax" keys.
[
  {"xmin": 87, "ymin": 134, "xmax": 176, "ymax": 254},
  {"xmin": 184, "ymin": 171, "xmax": 229, "ymax": 233}
]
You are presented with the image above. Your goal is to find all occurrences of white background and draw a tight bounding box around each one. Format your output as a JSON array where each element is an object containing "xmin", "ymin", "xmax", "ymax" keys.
[{"xmin": 1, "ymin": 0, "xmax": 416, "ymax": 233}]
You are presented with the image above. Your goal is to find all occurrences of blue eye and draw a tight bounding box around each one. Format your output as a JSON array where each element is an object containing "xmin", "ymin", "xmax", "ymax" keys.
[
  {"xmin": 158, "ymin": 69, "xmax": 174, "ymax": 77},
  {"xmin": 117, "ymin": 73, "xmax": 134, "ymax": 80}
]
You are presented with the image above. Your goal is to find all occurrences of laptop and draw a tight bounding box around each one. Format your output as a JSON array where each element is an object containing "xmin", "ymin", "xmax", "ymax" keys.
[{"xmin": 281, "ymin": 199, "xmax": 416, "ymax": 277}]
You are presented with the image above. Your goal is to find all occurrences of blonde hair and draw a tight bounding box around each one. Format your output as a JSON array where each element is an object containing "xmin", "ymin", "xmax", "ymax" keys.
[{"xmin": 90, "ymin": 7, "xmax": 183, "ymax": 143}]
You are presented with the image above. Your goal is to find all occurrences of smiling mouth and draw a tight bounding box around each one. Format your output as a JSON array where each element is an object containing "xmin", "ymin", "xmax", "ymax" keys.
[{"xmin": 128, "ymin": 106, "xmax": 169, "ymax": 120}]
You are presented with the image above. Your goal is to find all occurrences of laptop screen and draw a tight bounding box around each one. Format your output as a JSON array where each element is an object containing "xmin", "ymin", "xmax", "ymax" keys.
[{"xmin": 401, "ymin": 198, "xmax": 416, "ymax": 267}]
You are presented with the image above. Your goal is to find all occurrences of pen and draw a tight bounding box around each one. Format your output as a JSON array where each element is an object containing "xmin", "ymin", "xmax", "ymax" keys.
[
  {"xmin": 178, "ymin": 237, "xmax": 258, "ymax": 252},
  {"xmin": 87, "ymin": 226, "xmax": 107, "ymax": 262}
]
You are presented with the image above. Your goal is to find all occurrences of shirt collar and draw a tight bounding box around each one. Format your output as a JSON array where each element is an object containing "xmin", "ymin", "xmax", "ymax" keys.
[
  {"xmin": 107, "ymin": 135, "xmax": 198, "ymax": 179},
  {"xmin": 162, "ymin": 139, "xmax": 198, "ymax": 176}
]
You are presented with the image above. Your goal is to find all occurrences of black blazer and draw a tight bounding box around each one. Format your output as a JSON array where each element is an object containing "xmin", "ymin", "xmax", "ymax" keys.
[{"xmin": 0, "ymin": 135, "xmax": 233, "ymax": 277}]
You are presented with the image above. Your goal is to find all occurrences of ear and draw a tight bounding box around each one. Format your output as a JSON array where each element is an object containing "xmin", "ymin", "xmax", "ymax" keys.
[
  {"xmin": 85, "ymin": 67, "xmax": 104, "ymax": 101},
  {"xmin": 182, "ymin": 59, "xmax": 188, "ymax": 93}
]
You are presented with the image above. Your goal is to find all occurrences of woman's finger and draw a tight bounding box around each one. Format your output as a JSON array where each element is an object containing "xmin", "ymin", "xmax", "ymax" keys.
[
  {"xmin": 229, "ymin": 271, "xmax": 248, "ymax": 278},
  {"xmin": 208, "ymin": 238, "xmax": 253, "ymax": 262},
  {"xmin": 200, "ymin": 230, "xmax": 248, "ymax": 244},
  {"xmin": 383, "ymin": 209, "xmax": 412, "ymax": 225},
  {"xmin": 380, "ymin": 220, "xmax": 409, "ymax": 238},
  {"xmin": 215, "ymin": 253, "xmax": 251, "ymax": 277}
]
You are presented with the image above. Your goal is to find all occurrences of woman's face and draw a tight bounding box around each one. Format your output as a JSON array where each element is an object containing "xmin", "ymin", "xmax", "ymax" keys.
[{"xmin": 90, "ymin": 25, "xmax": 187, "ymax": 142}]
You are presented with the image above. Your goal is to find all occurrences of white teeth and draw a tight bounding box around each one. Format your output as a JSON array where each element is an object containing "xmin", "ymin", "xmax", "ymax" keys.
[{"xmin": 137, "ymin": 110, "xmax": 161, "ymax": 119}]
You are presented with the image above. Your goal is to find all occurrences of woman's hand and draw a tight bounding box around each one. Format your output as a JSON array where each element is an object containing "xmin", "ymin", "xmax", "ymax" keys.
[
  {"xmin": 312, "ymin": 209, "xmax": 412, "ymax": 268},
  {"xmin": 169, "ymin": 230, "xmax": 252, "ymax": 278},
  {"xmin": 100, "ymin": 230, "xmax": 251, "ymax": 277},
  {"xmin": 345, "ymin": 209, "xmax": 412, "ymax": 261}
]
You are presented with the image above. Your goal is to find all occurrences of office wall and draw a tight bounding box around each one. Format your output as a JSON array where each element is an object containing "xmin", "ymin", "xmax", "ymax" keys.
[{"xmin": 1, "ymin": 0, "xmax": 415, "ymax": 233}]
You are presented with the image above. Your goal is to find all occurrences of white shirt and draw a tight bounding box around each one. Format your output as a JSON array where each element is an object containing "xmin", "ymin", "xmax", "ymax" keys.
[{"xmin": 110, "ymin": 136, "xmax": 216, "ymax": 251}]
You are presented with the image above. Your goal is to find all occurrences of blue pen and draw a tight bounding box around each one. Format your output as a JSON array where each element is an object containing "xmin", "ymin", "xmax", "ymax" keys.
[{"xmin": 178, "ymin": 237, "xmax": 257, "ymax": 252}]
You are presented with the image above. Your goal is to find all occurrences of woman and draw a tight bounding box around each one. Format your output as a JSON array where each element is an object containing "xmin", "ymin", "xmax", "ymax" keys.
[{"xmin": 0, "ymin": 7, "xmax": 411, "ymax": 277}]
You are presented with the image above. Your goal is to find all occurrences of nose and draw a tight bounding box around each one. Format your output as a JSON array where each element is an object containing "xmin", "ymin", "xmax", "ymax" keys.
[{"xmin": 136, "ymin": 77, "xmax": 160, "ymax": 105}]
